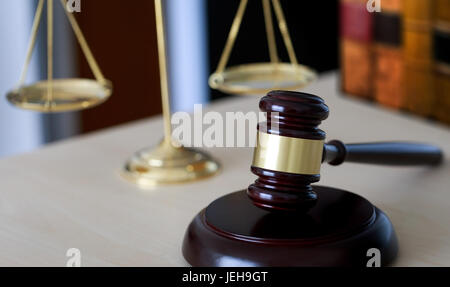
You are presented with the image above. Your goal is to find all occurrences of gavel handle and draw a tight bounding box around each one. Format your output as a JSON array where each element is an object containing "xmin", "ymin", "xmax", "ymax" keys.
[{"xmin": 323, "ymin": 140, "xmax": 443, "ymax": 166}]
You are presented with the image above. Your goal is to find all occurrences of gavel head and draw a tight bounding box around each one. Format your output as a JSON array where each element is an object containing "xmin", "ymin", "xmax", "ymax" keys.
[{"xmin": 248, "ymin": 90, "xmax": 329, "ymax": 212}]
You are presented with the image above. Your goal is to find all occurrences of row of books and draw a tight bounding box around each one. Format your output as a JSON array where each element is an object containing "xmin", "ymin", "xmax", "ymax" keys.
[{"xmin": 340, "ymin": 0, "xmax": 449, "ymax": 125}]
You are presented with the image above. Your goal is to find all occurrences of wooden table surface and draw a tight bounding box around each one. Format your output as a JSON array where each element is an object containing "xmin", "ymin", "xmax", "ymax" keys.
[{"xmin": 0, "ymin": 73, "xmax": 449, "ymax": 267}]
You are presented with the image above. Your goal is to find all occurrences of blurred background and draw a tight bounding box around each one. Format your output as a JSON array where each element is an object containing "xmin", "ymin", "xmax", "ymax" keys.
[{"xmin": 0, "ymin": 0, "xmax": 448, "ymax": 158}]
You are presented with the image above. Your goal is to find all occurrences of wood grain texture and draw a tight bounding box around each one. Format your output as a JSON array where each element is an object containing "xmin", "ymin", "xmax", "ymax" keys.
[
  {"xmin": 0, "ymin": 73, "xmax": 449, "ymax": 266},
  {"xmin": 374, "ymin": 44, "xmax": 405, "ymax": 108},
  {"xmin": 434, "ymin": 68, "xmax": 450, "ymax": 125},
  {"xmin": 341, "ymin": 39, "xmax": 373, "ymax": 99},
  {"xmin": 403, "ymin": 0, "xmax": 435, "ymax": 117}
]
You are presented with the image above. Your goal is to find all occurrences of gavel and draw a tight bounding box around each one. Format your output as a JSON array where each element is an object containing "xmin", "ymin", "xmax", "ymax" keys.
[
  {"xmin": 248, "ymin": 90, "xmax": 443, "ymax": 212},
  {"xmin": 183, "ymin": 90, "xmax": 444, "ymax": 267}
]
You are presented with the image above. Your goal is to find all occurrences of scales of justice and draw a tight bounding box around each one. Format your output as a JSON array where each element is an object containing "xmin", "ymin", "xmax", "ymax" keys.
[
  {"xmin": 6, "ymin": 0, "xmax": 444, "ymax": 266},
  {"xmin": 6, "ymin": 0, "xmax": 315, "ymax": 186}
]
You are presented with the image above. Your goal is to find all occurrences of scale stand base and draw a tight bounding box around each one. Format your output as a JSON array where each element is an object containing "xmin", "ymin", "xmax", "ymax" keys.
[
  {"xmin": 122, "ymin": 142, "xmax": 220, "ymax": 188},
  {"xmin": 183, "ymin": 187, "xmax": 398, "ymax": 267}
]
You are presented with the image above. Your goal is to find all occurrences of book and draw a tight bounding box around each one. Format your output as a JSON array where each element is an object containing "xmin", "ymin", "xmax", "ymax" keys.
[
  {"xmin": 340, "ymin": 0, "xmax": 374, "ymax": 99},
  {"xmin": 373, "ymin": 3, "xmax": 405, "ymax": 108},
  {"xmin": 433, "ymin": 0, "xmax": 450, "ymax": 124},
  {"xmin": 435, "ymin": 65, "xmax": 450, "ymax": 125},
  {"xmin": 435, "ymin": 0, "xmax": 450, "ymax": 24},
  {"xmin": 381, "ymin": 0, "xmax": 403, "ymax": 11},
  {"xmin": 339, "ymin": 0, "xmax": 449, "ymax": 126},
  {"xmin": 403, "ymin": 0, "xmax": 435, "ymax": 116}
]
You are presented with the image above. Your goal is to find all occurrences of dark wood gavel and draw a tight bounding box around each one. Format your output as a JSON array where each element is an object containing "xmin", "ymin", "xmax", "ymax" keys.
[{"xmin": 248, "ymin": 91, "xmax": 443, "ymax": 212}]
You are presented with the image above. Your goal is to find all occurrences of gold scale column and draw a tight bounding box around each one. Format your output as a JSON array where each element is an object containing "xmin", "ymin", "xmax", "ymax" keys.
[{"xmin": 122, "ymin": 0, "xmax": 220, "ymax": 187}]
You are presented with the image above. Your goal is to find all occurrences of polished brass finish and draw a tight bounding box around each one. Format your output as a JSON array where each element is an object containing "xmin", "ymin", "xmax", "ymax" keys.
[
  {"xmin": 155, "ymin": 0, "xmax": 172, "ymax": 144},
  {"xmin": 6, "ymin": 0, "xmax": 112, "ymax": 112},
  {"xmin": 47, "ymin": 0, "xmax": 54, "ymax": 106},
  {"xmin": 7, "ymin": 79, "xmax": 112, "ymax": 112},
  {"xmin": 262, "ymin": 0, "xmax": 278, "ymax": 64},
  {"xmin": 122, "ymin": 0, "xmax": 220, "ymax": 187},
  {"xmin": 209, "ymin": 0, "xmax": 317, "ymax": 95},
  {"xmin": 252, "ymin": 131, "xmax": 324, "ymax": 175},
  {"xmin": 209, "ymin": 62, "xmax": 316, "ymax": 96},
  {"xmin": 123, "ymin": 142, "xmax": 220, "ymax": 187}
]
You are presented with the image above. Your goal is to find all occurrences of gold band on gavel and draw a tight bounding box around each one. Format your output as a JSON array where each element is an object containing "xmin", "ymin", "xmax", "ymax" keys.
[{"xmin": 252, "ymin": 131, "xmax": 324, "ymax": 175}]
